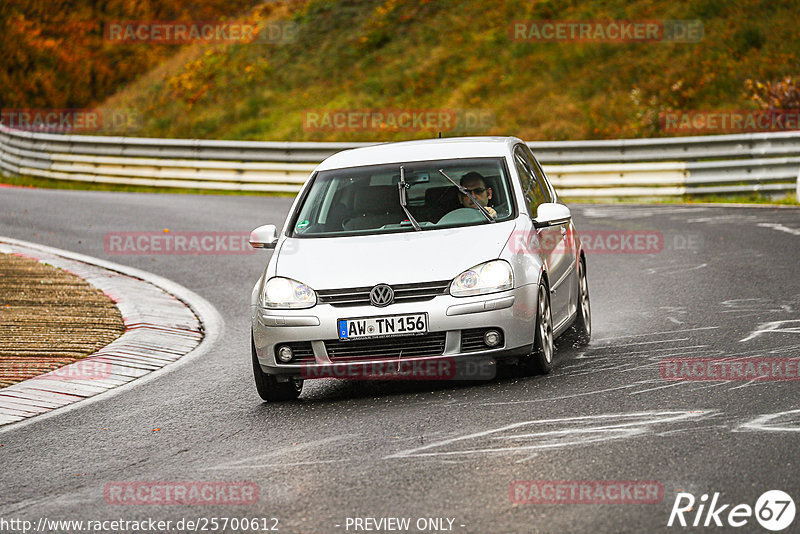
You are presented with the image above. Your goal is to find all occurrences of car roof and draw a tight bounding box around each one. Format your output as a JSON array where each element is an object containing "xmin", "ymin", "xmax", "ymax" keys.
[{"xmin": 315, "ymin": 136, "xmax": 524, "ymax": 171}]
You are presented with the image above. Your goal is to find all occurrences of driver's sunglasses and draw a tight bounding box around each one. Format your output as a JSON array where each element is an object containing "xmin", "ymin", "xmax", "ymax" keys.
[{"xmin": 464, "ymin": 187, "xmax": 488, "ymax": 195}]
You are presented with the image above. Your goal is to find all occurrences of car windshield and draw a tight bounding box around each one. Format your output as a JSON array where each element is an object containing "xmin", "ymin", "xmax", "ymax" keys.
[{"xmin": 289, "ymin": 157, "xmax": 514, "ymax": 237}]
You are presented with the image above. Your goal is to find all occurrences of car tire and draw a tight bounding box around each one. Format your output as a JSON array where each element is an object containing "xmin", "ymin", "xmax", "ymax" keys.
[
  {"xmin": 521, "ymin": 282, "xmax": 554, "ymax": 375},
  {"xmin": 251, "ymin": 336, "xmax": 303, "ymax": 401},
  {"xmin": 563, "ymin": 257, "xmax": 591, "ymax": 347}
]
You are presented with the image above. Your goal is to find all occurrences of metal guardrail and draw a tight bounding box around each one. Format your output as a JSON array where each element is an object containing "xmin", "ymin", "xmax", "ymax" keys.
[
  {"xmin": 1, "ymin": 124, "xmax": 799, "ymax": 197},
  {"xmin": 530, "ymin": 130, "xmax": 800, "ymax": 163}
]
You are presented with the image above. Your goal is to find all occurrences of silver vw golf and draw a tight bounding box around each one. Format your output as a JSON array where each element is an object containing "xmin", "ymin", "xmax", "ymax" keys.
[{"xmin": 249, "ymin": 137, "xmax": 591, "ymax": 401}]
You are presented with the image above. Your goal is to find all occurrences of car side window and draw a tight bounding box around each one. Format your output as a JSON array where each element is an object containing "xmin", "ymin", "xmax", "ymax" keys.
[
  {"xmin": 522, "ymin": 145, "xmax": 553, "ymax": 204},
  {"xmin": 513, "ymin": 145, "xmax": 545, "ymax": 217}
]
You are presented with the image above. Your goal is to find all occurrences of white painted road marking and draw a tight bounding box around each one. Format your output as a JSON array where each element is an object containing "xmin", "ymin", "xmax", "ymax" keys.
[
  {"xmin": 593, "ymin": 326, "xmax": 719, "ymax": 342},
  {"xmin": 739, "ymin": 319, "xmax": 800, "ymax": 342},
  {"xmin": 385, "ymin": 410, "xmax": 715, "ymax": 459},
  {"xmin": 736, "ymin": 409, "xmax": 800, "ymax": 432},
  {"xmin": 757, "ymin": 222, "xmax": 800, "ymax": 236}
]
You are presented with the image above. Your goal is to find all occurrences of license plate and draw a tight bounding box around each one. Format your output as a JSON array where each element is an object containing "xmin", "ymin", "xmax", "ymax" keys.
[{"xmin": 338, "ymin": 313, "xmax": 428, "ymax": 340}]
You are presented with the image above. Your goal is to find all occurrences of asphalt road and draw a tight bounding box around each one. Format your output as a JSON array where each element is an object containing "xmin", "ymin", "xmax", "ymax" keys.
[{"xmin": 1, "ymin": 188, "xmax": 799, "ymax": 534}]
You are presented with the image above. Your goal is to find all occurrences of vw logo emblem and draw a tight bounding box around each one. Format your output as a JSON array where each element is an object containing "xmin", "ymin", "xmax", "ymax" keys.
[{"xmin": 369, "ymin": 284, "xmax": 394, "ymax": 307}]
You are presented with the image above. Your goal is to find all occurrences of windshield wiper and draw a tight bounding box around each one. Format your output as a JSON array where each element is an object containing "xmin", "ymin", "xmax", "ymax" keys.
[
  {"xmin": 438, "ymin": 169, "xmax": 495, "ymax": 223},
  {"xmin": 398, "ymin": 166, "xmax": 422, "ymax": 231}
]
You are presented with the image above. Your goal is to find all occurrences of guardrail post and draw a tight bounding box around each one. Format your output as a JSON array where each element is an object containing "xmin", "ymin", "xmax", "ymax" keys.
[
  {"xmin": 794, "ymin": 169, "xmax": 800, "ymax": 202},
  {"xmin": 797, "ymin": 167, "xmax": 800, "ymax": 202}
]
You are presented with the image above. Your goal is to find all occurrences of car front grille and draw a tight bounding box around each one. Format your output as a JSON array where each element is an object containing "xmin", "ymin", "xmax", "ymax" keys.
[
  {"xmin": 460, "ymin": 328, "xmax": 504, "ymax": 352},
  {"xmin": 324, "ymin": 332, "xmax": 447, "ymax": 361},
  {"xmin": 317, "ymin": 280, "xmax": 450, "ymax": 307}
]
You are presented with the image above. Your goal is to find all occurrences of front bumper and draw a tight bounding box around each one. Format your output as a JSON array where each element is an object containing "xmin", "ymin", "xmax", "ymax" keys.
[{"xmin": 251, "ymin": 284, "xmax": 538, "ymax": 377}]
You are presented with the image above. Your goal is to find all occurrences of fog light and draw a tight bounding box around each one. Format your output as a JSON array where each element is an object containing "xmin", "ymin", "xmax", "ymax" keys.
[
  {"xmin": 484, "ymin": 330, "xmax": 501, "ymax": 347},
  {"xmin": 277, "ymin": 345, "xmax": 294, "ymax": 363}
]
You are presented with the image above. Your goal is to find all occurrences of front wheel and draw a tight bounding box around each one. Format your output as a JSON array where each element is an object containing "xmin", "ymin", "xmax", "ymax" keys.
[
  {"xmin": 252, "ymin": 336, "xmax": 303, "ymax": 401},
  {"xmin": 521, "ymin": 282, "xmax": 554, "ymax": 375}
]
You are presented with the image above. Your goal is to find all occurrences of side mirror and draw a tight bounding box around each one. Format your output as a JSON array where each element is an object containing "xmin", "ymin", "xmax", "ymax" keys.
[
  {"xmin": 533, "ymin": 203, "xmax": 571, "ymax": 228},
  {"xmin": 249, "ymin": 224, "xmax": 279, "ymax": 249}
]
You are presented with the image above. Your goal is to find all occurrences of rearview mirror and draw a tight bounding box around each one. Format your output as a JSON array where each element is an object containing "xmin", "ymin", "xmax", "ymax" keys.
[
  {"xmin": 249, "ymin": 224, "xmax": 279, "ymax": 249},
  {"xmin": 533, "ymin": 203, "xmax": 571, "ymax": 228},
  {"xmin": 393, "ymin": 171, "xmax": 429, "ymax": 184}
]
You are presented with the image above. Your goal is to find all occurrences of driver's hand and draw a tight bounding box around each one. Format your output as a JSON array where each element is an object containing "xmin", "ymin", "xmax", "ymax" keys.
[{"xmin": 487, "ymin": 206, "xmax": 497, "ymax": 219}]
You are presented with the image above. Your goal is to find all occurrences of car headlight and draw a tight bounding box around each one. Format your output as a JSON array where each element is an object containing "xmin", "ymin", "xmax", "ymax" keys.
[
  {"xmin": 261, "ymin": 277, "xmax": 316, "ymax": 309},
  {"xmin": 450, "ymin": 260, "xmax": 513, "ymax": 297}
]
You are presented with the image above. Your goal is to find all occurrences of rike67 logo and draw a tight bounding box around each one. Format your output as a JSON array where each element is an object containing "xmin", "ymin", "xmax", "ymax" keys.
[{"xmin": 668, "ymin": 490, "xmax": 795, "ymax": 531}]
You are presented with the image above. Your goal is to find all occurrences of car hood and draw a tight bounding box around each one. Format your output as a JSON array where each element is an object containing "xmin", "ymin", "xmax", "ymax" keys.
[{"xmin": 275, "ymin": 220, "xmax": 517, "ymax": 289}]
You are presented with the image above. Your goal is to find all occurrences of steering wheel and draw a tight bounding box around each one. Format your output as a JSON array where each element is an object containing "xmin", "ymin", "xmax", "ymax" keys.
[{"xmin": 436, "ymin": 207, "xmax": 487, "ymax": 225}]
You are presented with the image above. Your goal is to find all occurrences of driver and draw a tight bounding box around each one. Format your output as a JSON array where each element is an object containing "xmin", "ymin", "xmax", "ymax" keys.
[{"xmin": 458, "ymin": 172, "xmax": 497, "ymax": 219}]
